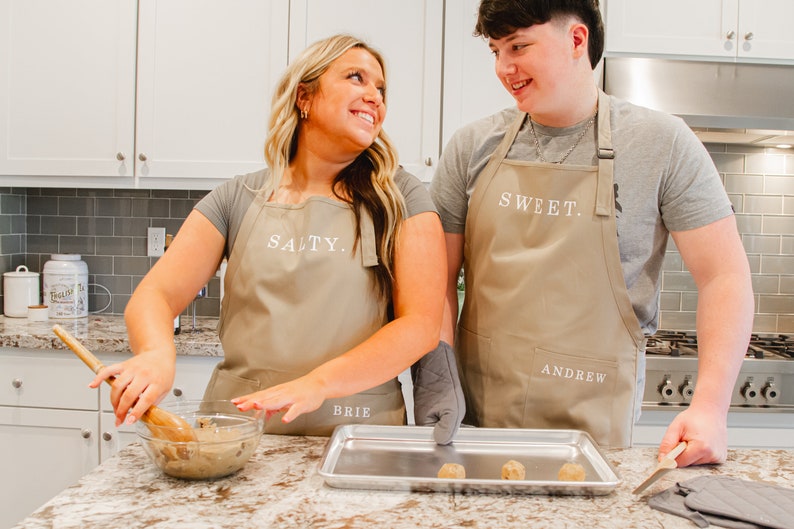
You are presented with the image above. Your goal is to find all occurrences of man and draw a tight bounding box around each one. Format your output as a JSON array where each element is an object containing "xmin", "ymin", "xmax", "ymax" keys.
[{"xmin": 429, "ymin": 0, "xmax": 753, "ymax": 465}]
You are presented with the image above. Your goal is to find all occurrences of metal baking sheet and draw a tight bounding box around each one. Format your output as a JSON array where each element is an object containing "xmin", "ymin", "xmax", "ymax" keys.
[{"xmin": 318, "ymin": 425, "xmax": 620, "ymax": 495}]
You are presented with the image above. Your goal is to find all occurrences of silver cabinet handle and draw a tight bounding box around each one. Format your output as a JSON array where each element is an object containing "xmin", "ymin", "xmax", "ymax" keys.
[
  {"xmin": 81, "ymin": 428, "xmax": 92, "ymax": 439},
  {"xmin": 116, "ymin": 152, "xmax": 126, "ymax": 161},
  {"xmin": 102, "ymin": 432, "xmax": 113, "ymax": 442},
  {"xmin": 172, "ymin": 387, "xmax": 183, "ymax": 397},
  {"xmin": 744, "ymin": 32, "xmax": 754, "ymax": 41},
  {"xmin": 138, "ymin": 153, "xmax": 148, "ymax": 162},
  {"xmin": 424, "ymin": 157, "xmax": 433, "ymax": 166},
  {"xmin": 11, "ymin": 378, "xmax": 22, "ymax": 389},
  {"xmin": 726, "ymin": 30, "xmax": 735, "ymax": 40}
]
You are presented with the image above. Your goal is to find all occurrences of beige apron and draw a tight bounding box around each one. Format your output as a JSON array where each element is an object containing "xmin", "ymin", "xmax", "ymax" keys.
[
  {"xmin": 459, "ymin": 91, "xmax": 644, "ymax": 447},
  {"xmin": 204, "ymin": 182, "xmax": 405, "ymax": 436}
]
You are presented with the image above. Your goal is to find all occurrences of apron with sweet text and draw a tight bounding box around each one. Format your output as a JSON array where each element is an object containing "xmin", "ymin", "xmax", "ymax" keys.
[
  {"xmin": 204, "ymin": 182, "xmax": 405, "ymax": 435},
  {"xmin": 459, "ymin": 91, "xmax": 644, "ymax": 447}
]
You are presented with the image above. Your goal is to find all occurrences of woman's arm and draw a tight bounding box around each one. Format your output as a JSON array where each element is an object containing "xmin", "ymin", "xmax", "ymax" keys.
[
  {"xmin": 90, "ymin": 210, "xmax": 226, "ymax": 426},
  {"xmin": 233, "ymin": 210, "xmax": 446, "ymax": 423}
]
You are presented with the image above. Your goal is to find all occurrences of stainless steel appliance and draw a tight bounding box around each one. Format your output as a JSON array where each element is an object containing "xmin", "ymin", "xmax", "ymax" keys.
[
  {"xmin": 643, "ymin": 331, "xmax": 794, "ymax": 412},
  {"xmin": 603, "ymin": 57, "xmax": 794, "ymax": 138}
]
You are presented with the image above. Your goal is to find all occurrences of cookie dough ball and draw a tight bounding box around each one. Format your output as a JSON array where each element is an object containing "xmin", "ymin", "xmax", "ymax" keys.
[
  {"xmin": 437, "ymin": 463, "xmax": 466, "ymax": 479},
  {"xmin": 558, "ymin": 462, "xmax": 586, "ymax": 482},
  {"xmin": 501, "ymin": 459, "xmax": 526, "ymax": 480}
]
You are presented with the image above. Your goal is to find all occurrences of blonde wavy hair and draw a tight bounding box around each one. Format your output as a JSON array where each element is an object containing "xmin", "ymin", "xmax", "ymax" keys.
[{"xmin": 264, "ymin": 34, "xmax": 405, "ymax": 301}]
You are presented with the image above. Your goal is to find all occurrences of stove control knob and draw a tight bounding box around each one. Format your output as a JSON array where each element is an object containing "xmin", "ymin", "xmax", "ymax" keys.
[
  {"xmin": 740, "ymin": 380, "xmax": 760, "ymax": 403},
  {"xmin": 761, "ymin": 381, "xmax": 779, "ymax": 403},
  {"xmin": 679, "ymin": 378, "xmax": 695, "ymax": 401},
  {"xmin": 658, "ymin": 378, "xmax": 676, "ymax": 401}
]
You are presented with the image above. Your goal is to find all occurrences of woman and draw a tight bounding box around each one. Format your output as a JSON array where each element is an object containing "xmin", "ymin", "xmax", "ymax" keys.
[{"xmin": 91, "ymin": 34, "xmax": 446, "ymax": 436}]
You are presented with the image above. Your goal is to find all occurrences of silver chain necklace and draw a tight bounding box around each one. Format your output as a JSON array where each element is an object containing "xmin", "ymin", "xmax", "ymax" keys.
[{"xmin": 528, "ymin": 110, "xmax": 597, "ymax": 164}]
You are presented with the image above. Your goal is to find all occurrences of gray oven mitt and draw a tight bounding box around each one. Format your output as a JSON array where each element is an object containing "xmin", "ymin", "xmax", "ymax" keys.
[
  {"xmin": 411, "ymin": 341, "xmax": 465, "ymax": 445},
  {"xmin": 649, "ymin": 476, "xmax": 794, "ymax": 529}
]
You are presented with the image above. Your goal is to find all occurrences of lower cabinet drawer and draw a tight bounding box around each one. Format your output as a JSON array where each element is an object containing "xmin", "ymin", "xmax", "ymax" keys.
[{"xmin": 0, "ymin": 348, "xmax": 99, "ymax": 410}]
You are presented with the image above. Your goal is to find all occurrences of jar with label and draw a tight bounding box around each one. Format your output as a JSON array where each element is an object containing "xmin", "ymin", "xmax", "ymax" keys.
[{"xmin": 42, "ymin": 254, "xmax": 89, "ymax": 318}]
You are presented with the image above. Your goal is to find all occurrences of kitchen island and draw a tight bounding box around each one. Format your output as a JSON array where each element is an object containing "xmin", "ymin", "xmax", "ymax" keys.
[{"xmin": 13, "ymin": 434, "xmax": 794, "ymax": 529}]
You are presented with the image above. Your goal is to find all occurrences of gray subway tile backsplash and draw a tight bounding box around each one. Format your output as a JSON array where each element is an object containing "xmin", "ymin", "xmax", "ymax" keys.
[
  {"xmin": 659, "ymin": 144, "xmax": 794, "ymax": 333},
  {"xmin": 2, "ymin": 142, "xmax": 794, "ymax": 332},
  {"xmin": 0, "ymin": 188, "xmax": 219, "ymax": 319}
]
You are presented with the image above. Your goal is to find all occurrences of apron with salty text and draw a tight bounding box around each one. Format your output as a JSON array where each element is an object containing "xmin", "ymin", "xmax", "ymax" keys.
[
  {"xmin": 204, "ymin": 184, "xmax": 405, "ymax": 435},
  {"xmin": 459, "ymin": 91, "xmax": 644, "ymax": 447}
]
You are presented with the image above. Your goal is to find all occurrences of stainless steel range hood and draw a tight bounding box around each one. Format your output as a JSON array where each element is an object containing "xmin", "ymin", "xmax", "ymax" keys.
[{"xmin": 603, "ymin": 57, "xmax": 794, "ymax": 148}]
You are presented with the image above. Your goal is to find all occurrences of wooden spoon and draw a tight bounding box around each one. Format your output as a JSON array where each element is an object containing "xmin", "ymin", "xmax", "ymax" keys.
[{"xmin": 52, "ymin": 324, "xmax": 197, "ymax": 443}]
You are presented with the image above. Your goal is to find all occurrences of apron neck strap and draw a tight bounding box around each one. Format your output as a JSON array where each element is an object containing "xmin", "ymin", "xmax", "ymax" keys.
[
  {"xmin": 595, "ymin": 90, "xmax": 615, "ymax": 217},
  {"xmin": 359, "ymin": 206, "xmax": 379, "ymax": 267}
]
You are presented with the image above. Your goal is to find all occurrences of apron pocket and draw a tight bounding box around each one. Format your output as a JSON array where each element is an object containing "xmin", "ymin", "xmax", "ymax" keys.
[
  {"xmin": 527, "ymin": 347, "xmax": 619, "ymax": 444},
  {"xmin": 202, "ymin": 367, "xmax": 261, "ymax": 402},
  {"xmin": 457, "ymin": 326, "xmax": 493, "ymax": 426}
]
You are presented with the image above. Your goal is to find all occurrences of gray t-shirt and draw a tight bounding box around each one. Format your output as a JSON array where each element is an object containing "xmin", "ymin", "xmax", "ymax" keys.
[
  {"xmin": 196, "ymin": 166, "xmax": 437, "ymax": 259},
  {"xmin": 430, "ymin": 94, "xmax": 733, "ymax": 334}
]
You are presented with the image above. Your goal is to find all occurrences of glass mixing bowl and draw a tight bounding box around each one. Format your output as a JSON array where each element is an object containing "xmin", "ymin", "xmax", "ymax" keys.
[{"xmin": 136, "ymin": 400, "xmax": 264, "ymax": 480}]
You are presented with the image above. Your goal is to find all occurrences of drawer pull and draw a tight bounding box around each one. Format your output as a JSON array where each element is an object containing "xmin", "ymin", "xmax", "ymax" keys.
[
  {"xmin": 102, "ymin": 432, "xmax": 113, "ymax": 442},
  {"xmin": 173, "ymin": 387, "xmax": 183, "ymax": 397},
  {"xmin": 12, "ymin": 378, "xmax": 22, "ymax": 389},
  {"xmin": 81, "ymin": 429, "xmax": 93, "ymax": 439}
]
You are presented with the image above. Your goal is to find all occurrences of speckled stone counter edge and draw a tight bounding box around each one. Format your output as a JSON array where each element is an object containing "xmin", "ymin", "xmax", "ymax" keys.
[{"xmin": 0, "ymin": 314, "xmax": 223, "ymax": 356}]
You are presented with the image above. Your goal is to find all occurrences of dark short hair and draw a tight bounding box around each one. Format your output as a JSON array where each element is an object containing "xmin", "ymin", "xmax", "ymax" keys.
[{"xmin": 474, "ymin": 0, "xmax": 604, "ymax": 68}]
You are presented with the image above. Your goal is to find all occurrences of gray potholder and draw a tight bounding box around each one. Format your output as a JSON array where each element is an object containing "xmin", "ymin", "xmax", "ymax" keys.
[
  {"xmin": 649, "ymin": 476, "xmax": 794, "ymax": 529},
  {"xmin": 683, "ymin": 476, "xmax": 794, "ymax": 529},
  {"xmin": 649, "ymin": 481, "xmax": 764, "ymax": 529}
]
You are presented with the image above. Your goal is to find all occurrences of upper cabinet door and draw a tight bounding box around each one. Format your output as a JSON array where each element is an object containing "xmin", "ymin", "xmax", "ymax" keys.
[
  {"xmin": 135, "ymin": 0, "xmax": 289, "ymax": 184},
  {"xmin": 288, "ymin": 0, "xmax": 443, "ymax": 182},
  {"xmin": 605, "ymin": 0, "xmax": 738, "ymax": 59},
  {"xmin": 0, "ymin": 0, "xmax": 137, "ymax": 180},
  {"xmin": 441, "ymin": 0, "xmax": 514, "ymax": 150},
  {"xmin": 605, "ymin": 0, "xmax": 794, "ymax": 63},
  {"xmin": 736, "ymin": 0, "xmax": 794, "ymax": 61}
]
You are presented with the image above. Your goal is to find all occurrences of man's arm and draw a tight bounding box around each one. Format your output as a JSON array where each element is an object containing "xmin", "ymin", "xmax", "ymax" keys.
[{"xmin": 660, "ymin": 214, "xmax": 754, "ymax": 466}]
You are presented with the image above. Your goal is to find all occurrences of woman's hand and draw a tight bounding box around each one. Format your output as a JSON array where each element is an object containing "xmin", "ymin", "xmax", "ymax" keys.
[
  {"xmin": 231, "ymin": 374, "xmax": 328, "ymax": 424},
  {"xmin": 89, "ymin": 351, "xmax": 176, "ymax": 427}
]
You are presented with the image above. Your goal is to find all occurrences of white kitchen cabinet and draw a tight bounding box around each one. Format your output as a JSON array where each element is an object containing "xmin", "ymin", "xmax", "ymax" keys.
[
  {"xmin": 0, "ymin": 0, "xmax": 137, "ymax": 183},
  {"xmin": 605, "ymin": 0, "xmax": 794, "ymax": 63},
  {"xmin": 0, "ymin": 349, "xmax": 100, "ymax": 529},
  {"xmin": 441, "ymin": 0, "xmax": 516, "ymax": 150},
  {"xmin": 98, "ymin": 411, "xmax": 138, "ymax": 462},
  {"xmin": 134, "ymin": 0, "xmax": 288, "ymax": 186},
  {"xmin": 288, "ymin": 0, "xmax": 443, "ymax": 182},
  {"xmin": 0, "ymin": 0, "xmax": 289, "ymax": 189},
  {"xmin": 0, "ymin": 347, "xmax": 218, "ymax": 526},
  {"xmin": 0, "ymin": 408, "xmax": 100, "ymax": 528}
]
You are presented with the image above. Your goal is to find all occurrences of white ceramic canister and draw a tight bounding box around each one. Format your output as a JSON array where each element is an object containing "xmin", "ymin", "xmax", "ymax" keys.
[
  {"xmin": 42, "ymin": 254, "xmax": 89, "ymax": 318},
  {"xmin": 3, "ymin": 265, "xmax": 41, "ymax": 317}
]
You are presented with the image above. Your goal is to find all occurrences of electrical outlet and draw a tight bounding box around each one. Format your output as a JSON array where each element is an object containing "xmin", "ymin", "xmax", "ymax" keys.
[{"xmin": 147, "ymin": 227, "xmax": 166, "ymax": 256}]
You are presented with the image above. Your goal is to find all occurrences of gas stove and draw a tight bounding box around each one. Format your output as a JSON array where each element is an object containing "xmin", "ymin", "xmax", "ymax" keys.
[{"xmin": 643, "ymin": 331, "xmax": 794, "ymax": 412}]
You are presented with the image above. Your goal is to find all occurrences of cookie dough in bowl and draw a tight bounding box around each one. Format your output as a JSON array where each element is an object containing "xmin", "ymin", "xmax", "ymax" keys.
[{"xmin": 136, "ymin": 400, "xmax": 264, "ymax": 480}]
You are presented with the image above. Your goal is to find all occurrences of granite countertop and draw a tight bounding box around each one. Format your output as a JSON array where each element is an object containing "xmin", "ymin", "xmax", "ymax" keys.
[
  {"xmin": 0, "ymin": 314, "xmax": 223, "ymax": 357},
  {"xmin": 13, "ymin": 434, "xmax": 793, "ymax": 529}
]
